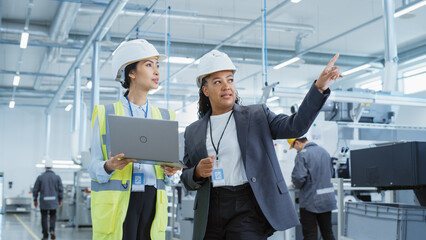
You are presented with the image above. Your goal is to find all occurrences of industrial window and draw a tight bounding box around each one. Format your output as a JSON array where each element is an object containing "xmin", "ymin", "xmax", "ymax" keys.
[
  {"xmin": 359, "ymin": 77, "xmax": 382, "ymax": 91},
  {"xmin": 403, "ymin": 65, "xmax": 426, "ymax": 94}
]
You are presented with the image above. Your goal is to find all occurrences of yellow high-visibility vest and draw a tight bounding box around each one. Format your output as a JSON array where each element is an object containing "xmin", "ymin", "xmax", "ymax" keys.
[{"xmin": 90, "ymin": 100, "xmax": 176, "ymax": 240}]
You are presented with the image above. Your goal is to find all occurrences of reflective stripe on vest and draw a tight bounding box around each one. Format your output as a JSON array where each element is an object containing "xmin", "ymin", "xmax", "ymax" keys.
[
  {"xmin": 91, "ymin": 179, "xmax": 130, "ymax": 192},
  {"xmin": 91, "ymin": 100, "xmax": 175, "ymax": 240}
]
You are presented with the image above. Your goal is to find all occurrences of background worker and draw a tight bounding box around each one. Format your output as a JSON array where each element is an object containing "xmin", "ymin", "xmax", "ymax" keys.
[
  {"xmin": 181, "ymin": 50, "xmax": 342, "ymax": 240},
  {"xmin": 89, "ymin": 39, "xmax": 180, "ymax": 240},
  {"xmin": 33, "ymin": 159, "xmax": 63, "ymax": 240},
  {"xmin": 289, "ymin": 137, "xmax": 337, "ymax": 240}
]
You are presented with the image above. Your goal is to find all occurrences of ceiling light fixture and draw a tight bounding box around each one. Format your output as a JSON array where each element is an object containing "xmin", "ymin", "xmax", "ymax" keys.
[
  {"xmin": 342, "ymin": 64, "xmax": 371, "ymax": 76},
  {"xmin": 9, "ymin": 100, "xmax": 16, "ymax": 109},
  {"xmin": 20, "ymin": 32, "xmax": 29, "ymax": 49},
  {"xmin": 394, "ymin": 0, "xmax": 426, "ymax": 18},
  {"xmin": 13, "ymin": 75, "xmax": 21, "ymax": 86},
  {"xmin": 86, "ymin": 81, "xmax": 92, "ymax": 89},
  {"xmin": 65, "ymin": 104, "xmax": 73, "ymax": 111},
  {"xmin": 291, "ymin": 0, "xmax": 302, "ymax": 3},
  {"xmin": 273, "ymin": 57, "xmax": 301, "ymax": 70}
]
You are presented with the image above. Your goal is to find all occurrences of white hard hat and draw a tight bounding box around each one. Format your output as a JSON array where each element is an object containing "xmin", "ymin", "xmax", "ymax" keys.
[
  {"xmin": 196, "ymin": 50, "xmax": 236, "ymax": 88},
  {"xmin": 112, "ymin": 39, "xmax": 166, "ymax": 82},
  {"xmin": 45, "ymin": 159, "xmax": 53, "ymax": 168}
]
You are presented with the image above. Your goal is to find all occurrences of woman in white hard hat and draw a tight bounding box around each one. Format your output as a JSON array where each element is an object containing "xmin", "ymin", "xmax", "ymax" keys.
[
  {"xmin": 89, "ymin": 39, "xmax": 181, "ymax": 240},
  {"xmin": 180, "ymin": 50, "xmax": 342, "ymax": 239}
]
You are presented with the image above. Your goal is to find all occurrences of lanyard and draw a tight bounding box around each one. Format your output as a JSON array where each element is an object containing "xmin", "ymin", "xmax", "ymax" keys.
[
  {"xmin": 209, "ymin": 111, "xmax": 234, "ymax": 161},
  {"xmin": 125, "ymin": 95, "xmax": 148, "ymax": 118}
]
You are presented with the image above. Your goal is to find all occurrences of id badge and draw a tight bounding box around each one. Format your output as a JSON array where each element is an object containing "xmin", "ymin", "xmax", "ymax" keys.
[
  {"xmin": 212, "ymin": 161, "xmax": 225, "ymax": 187},
  {"xmin": 132, "ymin": 173, "xmax": 145, "ymax": 192}
]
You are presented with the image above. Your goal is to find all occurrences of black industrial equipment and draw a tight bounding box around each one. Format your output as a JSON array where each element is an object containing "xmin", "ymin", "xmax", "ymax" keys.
[{"xmin": 351, "ymin": 141, "xmax": 426, "ymax": 189}]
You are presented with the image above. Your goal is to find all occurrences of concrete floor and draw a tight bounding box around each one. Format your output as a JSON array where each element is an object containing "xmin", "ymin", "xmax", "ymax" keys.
[{"xmin": 1, "ymin": 210, "xmax": 92, "ymax": 240}]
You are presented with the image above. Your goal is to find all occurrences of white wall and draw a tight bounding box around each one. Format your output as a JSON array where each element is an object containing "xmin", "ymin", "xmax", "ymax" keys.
[{"xmin": 0, "ymin": 105, "xmax": 91, "ymax": 199}]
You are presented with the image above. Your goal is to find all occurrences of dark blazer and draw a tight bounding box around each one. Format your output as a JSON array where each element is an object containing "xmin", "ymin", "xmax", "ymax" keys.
[{"xmin": 181, "ymin": 82, "xmax": 330, "ymax": 240}]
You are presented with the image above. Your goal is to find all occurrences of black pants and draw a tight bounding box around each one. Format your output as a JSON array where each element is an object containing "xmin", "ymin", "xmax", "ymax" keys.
[
  {"xmin": 204, "ymin": 183, "xmax": 274, "ymax": 240},
  {"xmin": 40, "ymin": 209, "xmax": 56, "ymax": 238},
  {"xmin": 122, "ymin": 186, "xmax": 157, "ymax": 240},
  {"xmin": 299, "ymin": 208, "xmax": 335, "ymax": 240}
]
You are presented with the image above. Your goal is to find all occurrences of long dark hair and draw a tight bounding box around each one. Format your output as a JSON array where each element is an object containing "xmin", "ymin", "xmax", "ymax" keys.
[
  {"xmin": 197, "ymin": 76, "xmax": 241, "ymax": 118},
  {"xmin": 122, "ymin": 61, "xmax": 139, "ymax": 97}
]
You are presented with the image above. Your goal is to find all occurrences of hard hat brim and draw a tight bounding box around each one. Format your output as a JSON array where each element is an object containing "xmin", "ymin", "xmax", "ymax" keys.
[
  {"xmin": 196, "ymin": 69, "xmax": 236, "ymax": 88},
  {"xmin": 115, "ymin": 54, "xmax": 167, "ymax": 82}
]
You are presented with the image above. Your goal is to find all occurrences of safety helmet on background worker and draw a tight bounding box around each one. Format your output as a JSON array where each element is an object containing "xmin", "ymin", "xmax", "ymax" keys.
[
  {"xmin": 111, "ymin": 39, "xmax": 166, "ymax": 82},
  {"xmin": 45, "ymin": 159, "xmax": 53, "ymax": 168},
  {"xmin": 287, "ymin": 138, "xmax": 297, "ymax": 149},
  {"xmin": 196, "ymin": 50, "xmax": 237, "ymax": 88},
  {"xmin": 287, "ymin": 135, "xmax": 309, "ymax": 149}
]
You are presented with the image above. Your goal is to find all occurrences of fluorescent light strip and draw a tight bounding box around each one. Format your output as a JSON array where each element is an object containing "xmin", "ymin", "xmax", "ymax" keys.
[
  {"xmin": 13, "ymin": 75, "xmax": 21, "ymax": 86},
  {"xmin": 65, "ymin": 104, "xmax": 73, "ymax": 111},
  {"xmin": 167, "ymin": 57, "xmax": 196, "ymax": 64},
  {"xmin": 394, "ymin": 0, "xmax": 426, "ymax": 18},
  {"xmin": 342, "ymin": 64, "xmax": 371, "ymax": 76},
  {"xmin": 36, "ymin": 164, "xmax": 81, "ymax": 169},
  {"xmin": 9, "ymin": 100, "xmax": 15, "ymax": 109},
  {"xmin": 273, "ymin": 57, "xmax": 301, "ymax": 70},
  {"xmin": 20, "ymin": 32, "xmax": 29, "ymax": 49},
  {"xmin": 149, "ymin": 86, "xmax": 163, "ymax": 95},
  {"xmin": 291, "ymin": 0, "xmax": 302, "ymax": 3},
  {"xmin": 267, "ymin": 96, "xmax": 280, "ymax": 102}
]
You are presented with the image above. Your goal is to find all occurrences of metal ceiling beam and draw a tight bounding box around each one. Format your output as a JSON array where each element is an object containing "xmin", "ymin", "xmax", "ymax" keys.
[
  {"xmin": 45, "ymin": 0, "xmax": 128, "ymax": 114},
  {"xmin": 78, "ymin": 5, "xmax": 316, "ymax": 34},
  {"xmin": 382, "ymin": 0, "xmax": 399, "ymax": 92},
  {"xmin": 168, "ymin": 0, "xmax": 293, "ymax": 80}
]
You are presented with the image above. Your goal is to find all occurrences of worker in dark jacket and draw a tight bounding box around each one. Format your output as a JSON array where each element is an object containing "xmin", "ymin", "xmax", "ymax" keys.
[
  {"xmin": 33, "ymin": 159, "xmax": 64, "ymax": 240},
  {"xmin": 289, "ymin": 137, "xmax": 337, "ymax": 240}
]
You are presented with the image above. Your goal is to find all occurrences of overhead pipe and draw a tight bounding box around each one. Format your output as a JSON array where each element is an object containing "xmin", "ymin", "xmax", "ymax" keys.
[
  {"xmin": 0, "ymin": 0, "xmax": 2, "ymax": 40},
  {"xmin": 165, "ymin": 6, "xmax": 171, "ymax": 109},
  {"xmin": 46, "ymin": 0, "xmax": 129, "ymax": 114},
  {"xmin": 33, "ymin": 2, "xmax": 81, "ymax": 89},
  {"xmin": 49, "ymin": 2, "xmax": 81, "ymax": 42},
  {"xmin": 72, "ymin": 67, "xmax": 81, "ymax": 164},
  {"xmin": 91, "ymin": 40, "xmax": 100, "ymax": 116},
  {"xmin": 382, "ymin": 0, "xmax": 399, "ymax": 92},
  {"xmin": 261, "ymin": 0, "xmax": 268, "ymax": 87}
]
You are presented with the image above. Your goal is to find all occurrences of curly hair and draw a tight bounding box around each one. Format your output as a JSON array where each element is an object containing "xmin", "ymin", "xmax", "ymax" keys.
[
  {"xmin": 197, "ymin": 76, "xmax": 241, "ymax": 118},
  {"xmin": 121, "ymin": 61, "xmax": 138, "ymax": 97}
]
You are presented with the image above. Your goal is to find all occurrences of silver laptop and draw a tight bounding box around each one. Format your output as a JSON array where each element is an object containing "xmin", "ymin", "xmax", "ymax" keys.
[{"xmin": 108, "ymin": 115, "xmax": 186, "ymax": 168}]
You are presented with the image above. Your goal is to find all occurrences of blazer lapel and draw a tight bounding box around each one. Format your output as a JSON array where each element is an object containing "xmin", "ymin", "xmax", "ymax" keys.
[
  {"xmin": 194, "ymin": 110, "xmax": 211, "ymax": 159},
  {"xmin": 233, "ymin": 104, "xmax": 250, "ymax": 165}
]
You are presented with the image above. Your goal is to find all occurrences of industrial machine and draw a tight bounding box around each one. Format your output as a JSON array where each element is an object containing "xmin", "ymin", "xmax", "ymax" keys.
[
  {"xmin": 74, "ymin": 170, "xmax": 91, "ymax": 227},
  {"xmin": 56, "ymin": 184, "xmax": 75, "ymax": 221},
  {"xmin": 4, "ymin": 197, "xmax": 32, "ymax": 213},
  {"xmin": 322, "ymin": 88, "xmax": 394, "ymax": 124}
]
